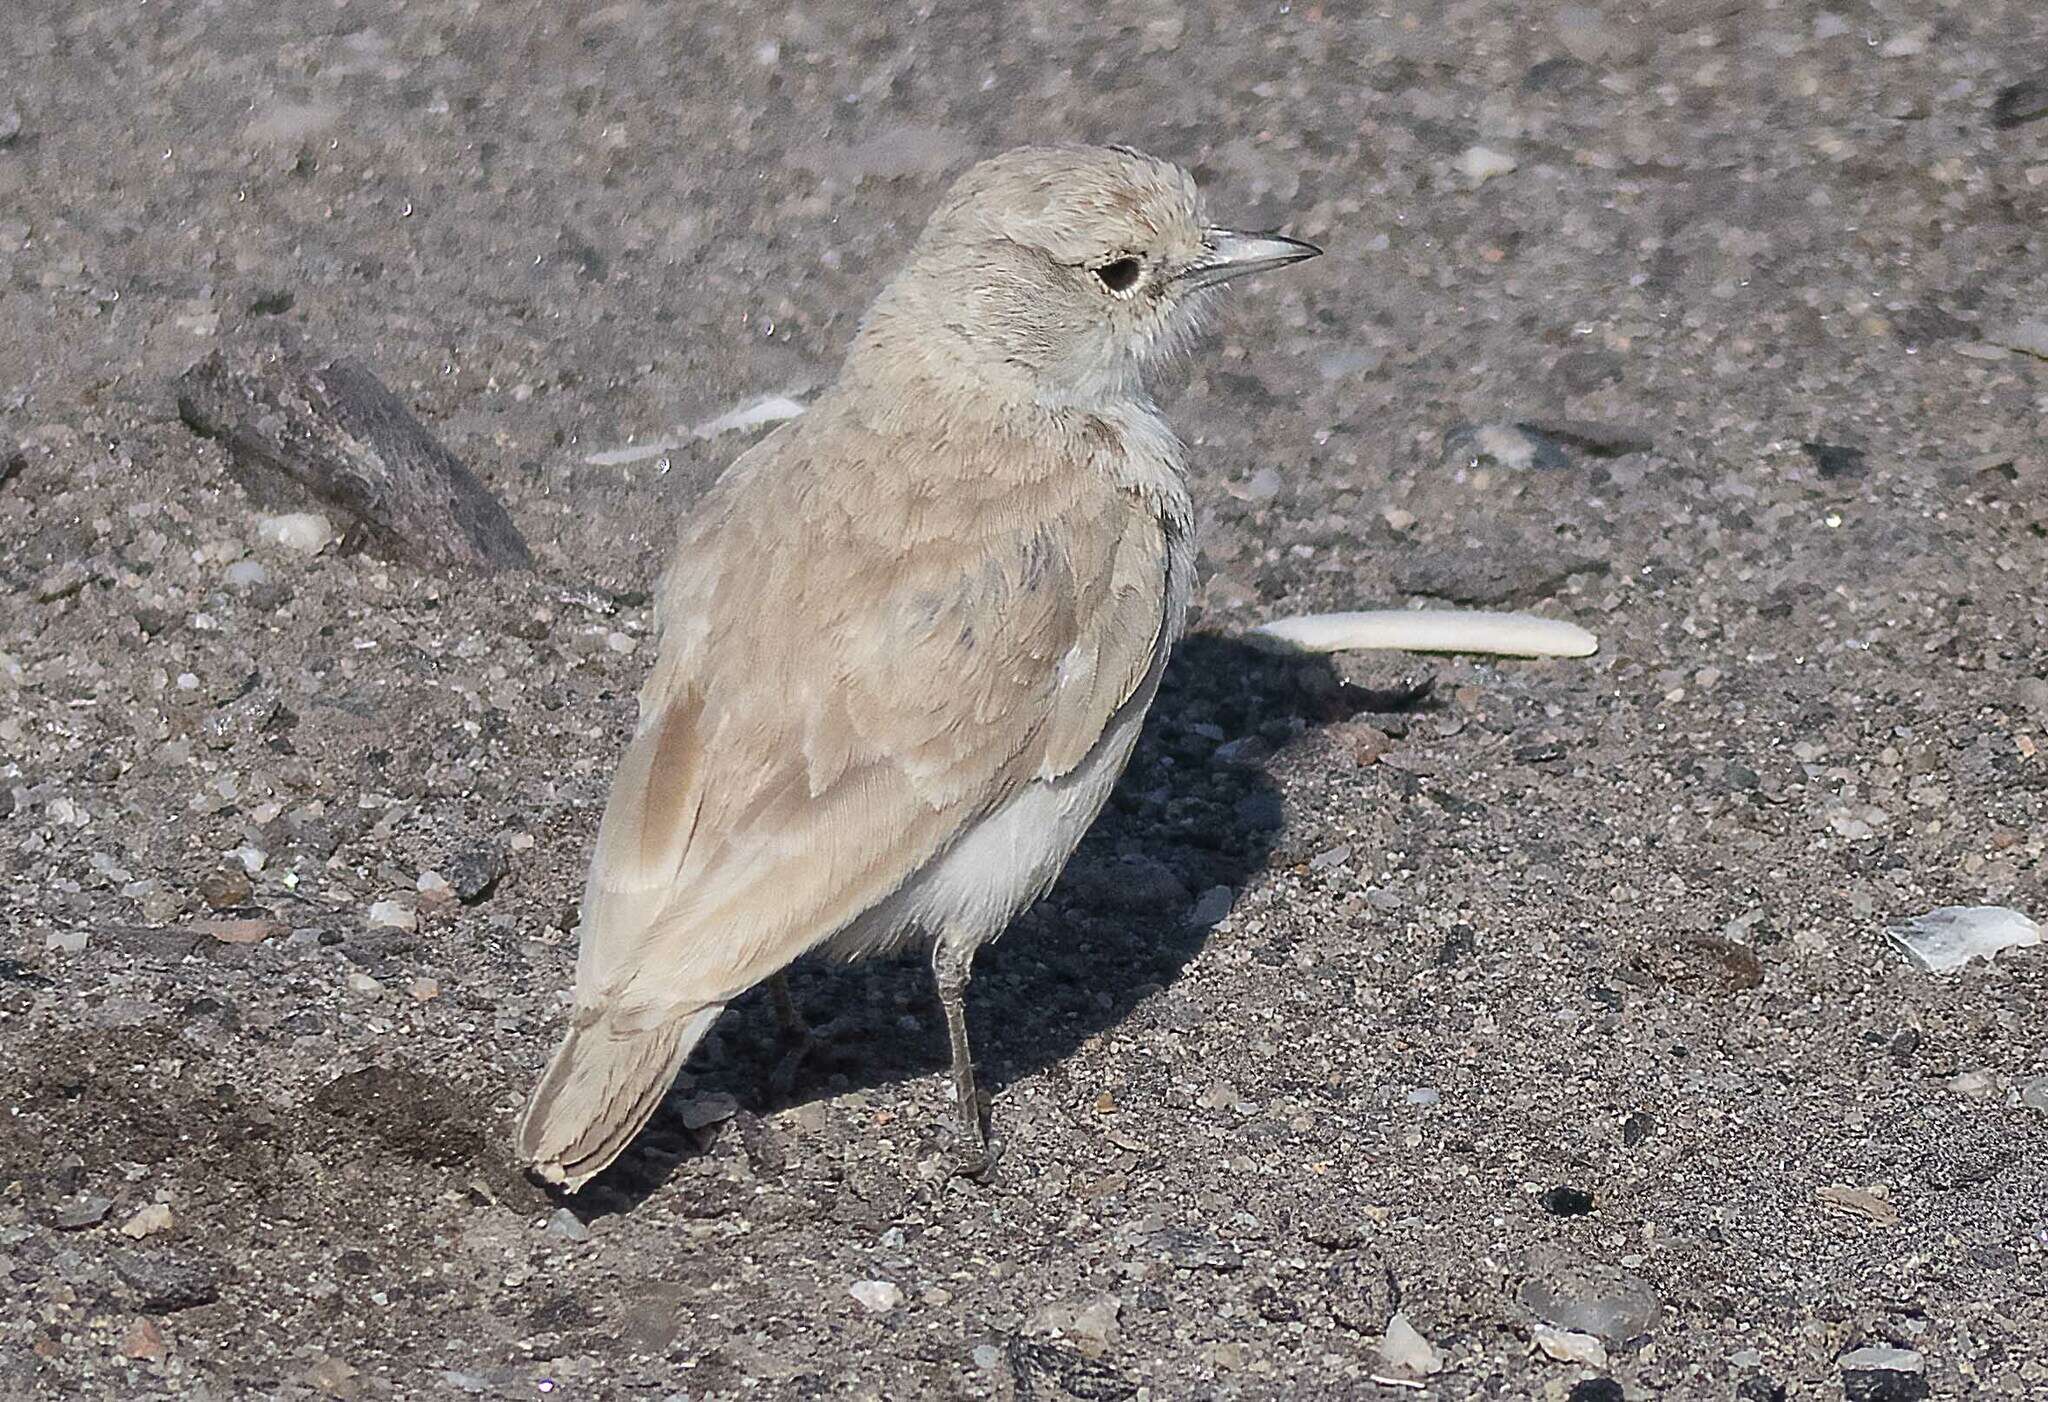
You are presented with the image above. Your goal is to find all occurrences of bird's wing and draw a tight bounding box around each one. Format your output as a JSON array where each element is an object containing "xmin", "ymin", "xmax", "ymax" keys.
[{"xmin": 569, "ymin": 405, "xmax": 1178, "ymax": 1018}]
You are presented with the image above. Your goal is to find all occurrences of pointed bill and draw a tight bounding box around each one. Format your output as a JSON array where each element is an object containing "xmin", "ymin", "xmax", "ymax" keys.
[{"xmin": 1179, "ymin": 229, "xmax": 1322, "ymax": 289}]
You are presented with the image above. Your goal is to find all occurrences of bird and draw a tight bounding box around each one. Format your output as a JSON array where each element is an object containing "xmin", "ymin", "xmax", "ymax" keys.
[{"xmin": 516, "ymin": 144, "xmax": 1319, "ymax": 1191}]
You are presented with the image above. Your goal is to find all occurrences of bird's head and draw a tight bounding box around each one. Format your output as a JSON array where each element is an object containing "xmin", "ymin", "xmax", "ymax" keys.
[{"xmin": 851, "ymin": 144, "xmax": 1319, "ymax": 407}]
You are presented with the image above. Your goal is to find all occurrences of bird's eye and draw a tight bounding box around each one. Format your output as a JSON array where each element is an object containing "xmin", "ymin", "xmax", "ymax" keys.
[{"xmin": 1092, "ymin": 256, "xmax": 1143, "ymax": 295}]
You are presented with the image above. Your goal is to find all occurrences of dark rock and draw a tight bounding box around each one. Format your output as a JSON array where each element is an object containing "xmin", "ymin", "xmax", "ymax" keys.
[
  {"xmin": 113, "ymin": 1250, "xmax": 223, "ymax": 1312},
  {"xmin": 0, "ymin": 103, "xmax": 20, "ymax": 147},
  {"xmin": 1801, "ymin": 441, "xmax": 1867, "ymax": 480},
  {"xmin": 47, "ymin": 1195, "xmax": 111, "ymax": 1230},
  {"xmin": 1991, "ymin": 74, "xmax": 2048, "ymax": 130},
  {"xmin": 445, "ymin": 844, "xmax": 507, "ymax": 904},
  {"xmin": 1007, "ymin": 1336, "xmax": 1137, "ymax": 1401},
  {"xmin": 1394, "ymin": 544, "xmax": 1606, "ymax": 607},
  {"xmin": 246, "ymin": 289, "xmax": 295, "ymax": 317},
  {"xmin": 1737, "ymin": 1376, "xmax": 1788, "ymax": 1402},
  {"xmin": 1844, "ymin": 1369, "xmax": 1929, "ymax": 1402},
  {"xmin": 174, "ymin": 331, "xmax": 532, "ymax": 572},
  {"xmin": 1553, "ymin": 348, "xmax": 1624, "ymax": 394},
  {"xmin": 197, "ymin": 866, "xmax": 254, "ymax": 911},
  {"xmin": 1540, "ymin": 1185, "xmax": 1595, "ymax": 1217},
  {"xmin": 1621, "ymin": 1111, "xmax": 1654, "ymax": 1149},
  {"xmin": 1568, "ymin": 1381, "xmax": 1624, "ymax": 1402},
  {"xmin": 0, "ymin": 442, "xmax": 22, "ymax": 490},
  {"xmin": 1517, "ymin": 418, "xmax": 1653, "ymax": 458}
]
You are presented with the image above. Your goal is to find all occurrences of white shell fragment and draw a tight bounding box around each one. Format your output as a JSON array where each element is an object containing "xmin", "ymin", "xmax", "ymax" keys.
[
  {"xmin": 255, "ymin": 511, "xmax": 338, "ymax": 554},
  {"xmin": 1885, "ymin": 905, "xmax": 2042, "ymax": 973},
  {"xmin": 1252, "ymin": 609, "xmax": 1599, "ymax": 658},
  {"xmin": 584, "ymin": 394, "xmax": 807, "ymax": 466},
  {"xmin": 1378, "ymin": 1312, "xmax": 1446, "ymax": 1376}
]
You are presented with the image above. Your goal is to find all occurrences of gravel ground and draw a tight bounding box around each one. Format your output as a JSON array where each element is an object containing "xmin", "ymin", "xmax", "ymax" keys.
[{"xmin": 4, "ymin": 1, "xmax": 2047, "ymax": 1398}]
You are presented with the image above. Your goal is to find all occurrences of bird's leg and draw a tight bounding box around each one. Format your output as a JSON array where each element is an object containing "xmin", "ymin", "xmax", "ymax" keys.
[
  {"xmin": 932, "ymin": 936, "xmax": 996, "ymax": 1181},
  {"xmin": 769, "ymin": 970, "xmax": 807, "ymax": 1038}
]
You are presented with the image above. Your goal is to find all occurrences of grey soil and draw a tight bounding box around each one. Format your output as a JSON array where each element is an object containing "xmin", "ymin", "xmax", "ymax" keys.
[{"xmin": 3, "ymin": 1, "xmax": 2045, "ymax": 1398}]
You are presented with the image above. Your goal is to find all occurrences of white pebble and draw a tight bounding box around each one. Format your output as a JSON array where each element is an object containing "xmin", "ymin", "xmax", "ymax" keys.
[
  {"xmin": 1379, "ymin": 1312, "xmax": 1445, "ymax": 1376},
  {"xmin": 224, "ymin": 558, "xmax": 270, "ymax": 588},
  {"xmin": 365, "ymin": 900, "xmax": 417, "ymax": 932},
  {"xmin": 1459, "ymin": 145, "xmax": 1518, "ymax": 186},
  {"xmin": 545, "ymin": 1207, "xmax": 591, "ymax": 1242},
  {"xmin": 256, "ymin": 512, "xmax": 338, "ymax": 554},
  {"xmin": 1533, "ymin": 1325, "xmax": 1609, "ymax": 1367},
  {"xmin": 848, "ymin": 1280, "xmax": 904, "ymax": 1313}
]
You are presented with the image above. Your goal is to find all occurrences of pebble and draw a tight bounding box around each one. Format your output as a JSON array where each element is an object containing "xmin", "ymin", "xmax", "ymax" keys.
[
  {"xmin": 1187, "ymin": 885, "xmax": 1234, "ymax": 928},
  {"xmin": 2020, "ymin": 1075, "xmax": 2048, "ymax": 1112},
  {"xmin": 1840, "ymin": 1345, "xmax": 1928, "ymax": 1402},
  {"xmin": 346, "ymin": 972, "xmax": 384, "ymax": 995},
  {"xmin": 446, "ymin": 844, "xmax": 507, "ymax": 903},
  {"xmin": 544, "ymin": 1207, "xmax": 590, "ymax": 1242},
  {"xmin": 46, "ymin": 929, "xmax": 88, "ymax": 954},
  {"xmin": 1378, "ymin": 1311, "xmax": 1445, "ymax": 1375},
  {"xmin": 1569, "ymin": 1381, "xmax": 1625, "ymax": 1402},
  {"xmin": 224, "ymin": 558, "xmax": 270, "ymax": 589},
  {"xmin": 848, "ymin": 1279, "xmax": 903, "ymax": 1313},
  {"xmin": 120, "ymin": 1202, "xmax": 174, "ymax": 1239},
  {"xmin": 120, "ymin": 1317, "xmax": 168, "ymax": 1363},
  {"xmin": 113, "ymin": 1251, "xmax": 221, "ymax": 1312},
  {"xmin": 1532, "ymin": 1325, "xmax": 1609, "ymax": 1368},
  {"xmin": 197, "ymin": 866, "xmax": 253, "ymax": 911},
  {"xmin": 0, "ymin": 102, "xmax": 20, "ymax": 146},
  {"xmin": 256, "ymin": 512, "xmax": 337, "ymax": 554},
  {"xmin": 1992, "ymin": 74, "xmax": 2048, "ymax": 130},
  {"xmin": 409, "ymin": 976, "xmax": 441, "ymax": 1002},
  {"xmin": 972, "ymin": 1344, "xmax": 1003, "ymax": 1371},
  {"xmin": 1540, "ymin": 1185, "xmax": 1596, "ymax": 1217},
  {"xmin": 1459, "ymin": 145, "xmax": 1518, "ymax": 185},
  {"xmin": 677, "ymin": 1092, "xmax": 738, "ymax": 1130},
  {"xmin": 1945, "ymin": 1069, "xmax": 2000, "ymax": 1100},
  {"xmin": 365, "ymin": 899, "xmax": 417, "ymax": 932},
  {"xmin": 1520, "ymin": 1260, "xmax": 1659, "ymax": 1343},
  {"xmin": 1988, "ymin": 320, "xmax": 2048, "ymax": 360},
  {"xmin": 1443, "ymin": 422, "xmax": 1569, "ymax": 473},
  {"xmin": 50, "ymin": 1195, "xmax": 112, "ymax": 1230}
]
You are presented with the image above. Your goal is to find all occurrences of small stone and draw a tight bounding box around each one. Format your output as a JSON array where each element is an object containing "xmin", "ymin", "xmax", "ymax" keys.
[
  {"xmin": 446, "ymin": 845, "xmax": 507, "ymax": 903},
  {"xmin": 256, "ymin": 512, "xmax": 337, "ymax": 554},
  {"xmin": 1840, "ymin": 1346, "xmax": 1928, "ymax": 1402},
  {"xmin": 2020, "ymin": 1075, "xmax": 2048, "ymax": 1112},
  {"xmin": 46, "ymin": 929, "xmax": 88, "ymax": 954},
  {"xmin": 1520, "ymin": 1259, "xmax": 1659, "ymax": 1343},
  {"xmin": 120, "ymin": 1317, "xmax": 168, "ymax": 1363},
  {"xmin": 1378, "ymin": 1311, "xmax": 1445, "ymax": 1376},
  {"xmin": 197, "ymin": 866, "xmax": 253, "ymax": 911},
  {"xmin": 1533, "ymin": 1325, "xmax": 1609, "ymax": 1368},
  {"xmin": 1569, "ymin": 1381, "xmax": 1625, "ymax": 1402},
  {"xmin": 1444, "ymin": 422, "xmax": 1570, "ymax": 473},
  {"xmin": 1188, "ymin": 886, "xmax": 1234, "ymax": 927},
  {"xmin": 365, "ymin": 900, "xmax": 417, "ymax": 932},
  {"xmin": 1540, "ymin": 1185, "xmax": 1595, "ymax": 1217},
  {"xmin": 224, "ymin": 558, "xmax": 270, "ymax": 589},
  {"xmin": 544, "ymin": 1207, "xmax": 590, "ymax": 1242},
  {"xmin": 0, "ymin": 103, "xmax": 21, "ymax": 146},
  {"xmin": 1459, "ymin": 145, "xmax": 1518, "ymax": 185},
  {"xmin": 677, "ymin": 1092, "xmax": 739, "ymax": 1131},
  {"xmin": 1992, "ymin": 74, "xmax": 2048, "ymax": 130},
  {"xmin": 1736, "ymin": 1377, "xmax": 1788, "ymax": 1402},
  {"xmin": 1988, "ymin": 320, "xmax": 2048, "ymax": 360},
  {"xmin": 51, "ymin": 1195, "xmax": 112, "ymax": 1230},
  {"xmin": 408, "ymin": 976, "xmax": 441, "ymax": 1002},
  {"xmin": 1878, "ymin": 27, "xmax": 1929, "ymax": 57},
  {"xmin": 415, "ymin": 870, "xmax": 455, "ymax": 906},
  {"xmin": 113, "ymin": 1251, "xmax": 222, "ymax": 1312},
  {"xmin": 120, "ymin": 1202, "xmax": 174, "ymax": 1239},
  {"xmin": 972, "ymin": 1344, "xmax": 1003, "ymax": 1371},
  {"xmin": 1802, "ymin": 441, "xmax": 1867, "ymax": 479},
  {"xmin": 1945, "ymin": 1069, "xmax": 1999, "ymax": 1100},
  {"xmin": 345, "ymin": 972, "xmax": 383, "ymax": 995},
  {"xmin": 1886, "ymin": 905, "xmax": 2042, "ymax": 973},
  {"xmin": 1816, "ymin": 1183, "xmax": 1901, "ymax": 1227},
  {"xmin": 197, "ymin": 917, "xmax": 284, "ymax": 945},
  {"xmin": 848, "ymin": 1279, "xmax": 903, "ymax": 1313}
]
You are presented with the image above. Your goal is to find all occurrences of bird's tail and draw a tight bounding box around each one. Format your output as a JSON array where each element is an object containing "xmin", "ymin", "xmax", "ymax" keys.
[{"xmin": 514, "ymin": 1003, "xmax": 725, "ymax": 1192}]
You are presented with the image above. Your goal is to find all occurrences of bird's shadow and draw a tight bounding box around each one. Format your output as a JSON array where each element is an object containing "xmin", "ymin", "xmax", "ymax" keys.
[{"xmin": 571, "ymin": 634, "xmax": 1434, "ymax": 1215}]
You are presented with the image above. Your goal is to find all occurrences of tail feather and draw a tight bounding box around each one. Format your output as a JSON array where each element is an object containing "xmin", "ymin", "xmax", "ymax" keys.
[{"xmin": 515, "ymin": 1004, "xmax": 724, "ymax": 1191}]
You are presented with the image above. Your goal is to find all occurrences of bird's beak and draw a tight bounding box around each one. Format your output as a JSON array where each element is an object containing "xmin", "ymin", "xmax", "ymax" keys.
[{"xmin": 1178, "ymin": 229, "xmax": 1322, "ymax": 289}]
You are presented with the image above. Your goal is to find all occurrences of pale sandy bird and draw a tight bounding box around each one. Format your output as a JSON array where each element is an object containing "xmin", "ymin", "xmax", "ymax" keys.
[{"xmin": 517, "ymin": 144, "xmax": 1318, "ymax": 1190}]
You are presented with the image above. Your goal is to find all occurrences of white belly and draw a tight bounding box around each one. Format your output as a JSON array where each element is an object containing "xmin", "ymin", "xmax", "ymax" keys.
[{"xmin": 819, "ymin": 671, "xmax": 1156, "ymax": 963}]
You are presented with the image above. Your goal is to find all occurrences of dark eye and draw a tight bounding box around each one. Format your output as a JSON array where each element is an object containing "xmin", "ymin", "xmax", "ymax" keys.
[{"xmin": 1093, "ymin": 256, "xmax": 1143, "ymax": 294}]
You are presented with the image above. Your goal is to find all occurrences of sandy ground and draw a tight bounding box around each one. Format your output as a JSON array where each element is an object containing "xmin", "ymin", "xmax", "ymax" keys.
[{"xmin": 4, "ymin": 1, "xmax": 2047, "ymax": 1398}]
